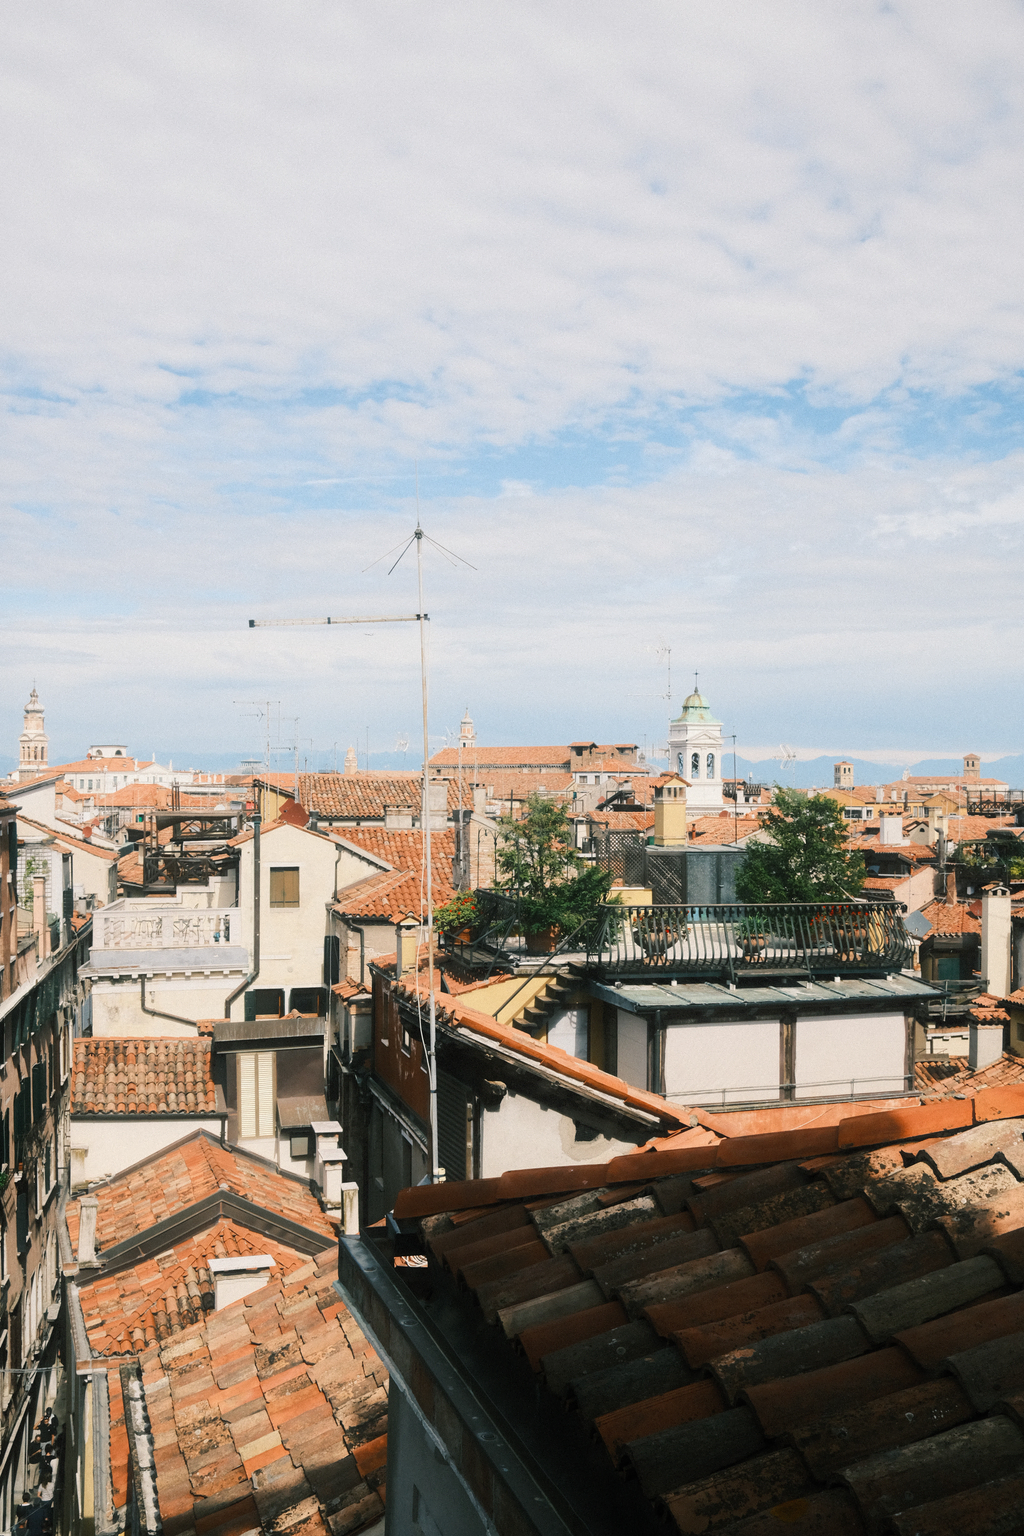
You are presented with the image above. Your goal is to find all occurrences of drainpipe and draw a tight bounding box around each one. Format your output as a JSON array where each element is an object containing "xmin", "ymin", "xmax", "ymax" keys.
[
  {"xmin": 349, "ymin": 923, "xmax": 366, "ymax": 987},
  {"xmin": 225, "ymin": 813, "xmax": 260, "ymax": 1020},
  {"xmin": 140, "ymin": 976, "xmax": 200, "ymax": 1030}
]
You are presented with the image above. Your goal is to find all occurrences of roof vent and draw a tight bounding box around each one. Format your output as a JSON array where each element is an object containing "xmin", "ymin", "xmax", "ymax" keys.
[{"xmin": 209, "ymin": 1255, "xmax": 275, "ymax": 1309}]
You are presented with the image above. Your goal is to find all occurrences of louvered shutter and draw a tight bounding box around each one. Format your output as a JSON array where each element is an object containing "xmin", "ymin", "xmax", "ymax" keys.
[{"xmin": 437, "ymin": 1073, "xmax": 472, "ymax": 1182}]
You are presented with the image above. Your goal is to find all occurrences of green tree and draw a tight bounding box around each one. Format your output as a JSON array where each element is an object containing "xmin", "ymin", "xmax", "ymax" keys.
[
  {"xmin": 735, "ymin": 786, "xmax": 865, "ymax": 903},
  {"xmin": 494, "ymin": 794, "xmax": 612, "ymax": 935}
]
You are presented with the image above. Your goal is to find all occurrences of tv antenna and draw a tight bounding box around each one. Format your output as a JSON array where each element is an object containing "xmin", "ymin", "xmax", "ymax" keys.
[
  {"xmin": 234, "ymin": 700, "xmax": 279, "ymax": 774},
  {"xmin": 249, "ymin": 503, "xmax": 475, "ymax": 1184},
  {"xmin": 777, "ymin": 743, "xmax": 797, "ymax": 775},
  {"xmin": 631, "ymin": 641, "xmax": 672, "ymax": 701}
]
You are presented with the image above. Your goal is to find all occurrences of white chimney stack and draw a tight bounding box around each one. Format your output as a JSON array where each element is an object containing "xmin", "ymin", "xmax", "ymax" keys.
[
  {"xmin": 982, "ymin": 886, "xmax": 1012, "ymax": 1000},
  {"xmin": 78, "ymin": 1196, "xmax": 99, "ymax": 1264}
]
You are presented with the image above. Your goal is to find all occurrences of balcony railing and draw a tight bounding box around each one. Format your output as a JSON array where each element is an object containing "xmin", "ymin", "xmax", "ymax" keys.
[
  {"xmin": 450, "ymin": 894, "xmax": 912, "ymax": 981},
  {"xmin": 94, "ymin": 900, "xmax": 235, "ymax": 950}
]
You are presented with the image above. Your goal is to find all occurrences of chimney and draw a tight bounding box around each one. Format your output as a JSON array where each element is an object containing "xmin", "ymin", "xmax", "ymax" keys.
[
  {"xmin": 946, "ymin": 870, "xmax": 958, "ymax": 905},
  {"xmin": 981, "ymin": 886, "xmax": 1012, "ymax": 999},
  {"xmin": 33, "ymin": 874, "xmax": 49, "ymax": 959},
  {"xmin": 427, "ymin": 780, "xmax": 448, "ymax": 830},
  {"xmin": 452, "ymin": 810, "xmax": 471, "ymax": 890},
  {"xmin": 396, "ymin": 923, "xmax": 411, "ymax": 979},
  {"xmin": 77, "ymin": 1196, "xmax": 99, "ymax": 1264},
  {"xmin": 969, "ymin": 1014, "xmax": 1005, "ymax": 1072},
  {"xmin": 879, "ymin": 814, "xmax": 906, "ymax": 847}
]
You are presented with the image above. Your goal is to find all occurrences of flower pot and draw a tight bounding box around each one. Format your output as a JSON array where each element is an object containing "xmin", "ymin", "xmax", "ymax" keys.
[{"xmin": 525, "ymin": 925, "xmax": 559, "ymax": 954}]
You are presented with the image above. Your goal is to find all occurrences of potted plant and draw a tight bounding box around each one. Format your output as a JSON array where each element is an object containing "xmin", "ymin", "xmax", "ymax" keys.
[{"xmin": 433, "ymin": 891, "xmax": 478, "ymax": 944}]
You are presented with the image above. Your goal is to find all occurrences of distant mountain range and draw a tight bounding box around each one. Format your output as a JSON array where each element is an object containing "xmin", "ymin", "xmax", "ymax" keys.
[{"xmin": 4, "ymin": 747, "xmax": 1021, "ymax": 792}]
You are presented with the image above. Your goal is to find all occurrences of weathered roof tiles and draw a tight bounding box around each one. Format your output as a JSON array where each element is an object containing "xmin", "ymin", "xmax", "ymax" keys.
[{"xmin": 390, "ymin": 1098, "xmax": 1024, "ymax": 1534}]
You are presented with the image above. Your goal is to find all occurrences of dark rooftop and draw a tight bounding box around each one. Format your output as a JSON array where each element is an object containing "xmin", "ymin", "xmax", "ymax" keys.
[{"xmin": 342, "ymin": 1085, "xmax": 1024, "ymax": 1535}]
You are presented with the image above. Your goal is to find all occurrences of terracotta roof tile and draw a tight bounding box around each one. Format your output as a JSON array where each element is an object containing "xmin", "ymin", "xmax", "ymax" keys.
[
  {"xmin": 72, "ymin": 1037, "xmax": 218, "ymax": 1116},
  {"xmin": 110, "ymin": 1251, "xmax": 387, "ymax": 1536},
  {"xmin": 392, "ymin": 1078, "xmax": 1024, "ymax": 1531},
  {"xmin": 65, "ymin": 1131, "xmax": 336, "ymax": 1253}
]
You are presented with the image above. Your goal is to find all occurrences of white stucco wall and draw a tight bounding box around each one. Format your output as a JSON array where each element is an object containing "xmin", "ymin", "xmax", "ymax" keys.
[
  {"xmin": 547, "ymin": 1007, "xmax": 588, "ymax": 1058},
  {"xmin": 794, "ymin": 1011, "xmax": 907, "ymax": 1098},
  {"xmin": 71, "ymin": 1116, "xmax": 225, "ymax": 1185},
  {"xmin": 234, "ymin": 824, "xmax": 386, "ymax": 1017},
  {"xmin": 65, "ymin": 845, "xmax": 118, "ymax": 907},
  {"xmin": 478, "ymin": 1090, "xmax": 641, "ymax": 1177},
  {"xmin": 664, "ymin": 1018, "xmax": 781, "ymax": 1106},
  {"xmin": 89, "ymin": 975, "xmax": 243, "ymax": 1036},
  {"xmin": 617, "ymin": 1011, "xmax": 649, "ymax": 1089}
]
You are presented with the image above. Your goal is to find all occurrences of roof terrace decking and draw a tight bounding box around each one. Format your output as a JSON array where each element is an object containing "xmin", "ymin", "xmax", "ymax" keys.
[{"xmin": 453, "ymin": 895, "xmax": 913, "ymax": 983}]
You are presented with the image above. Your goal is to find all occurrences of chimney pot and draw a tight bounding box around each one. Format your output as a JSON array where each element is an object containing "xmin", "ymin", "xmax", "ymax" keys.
[{"xmin": 78, "ymin": 1196, "xmax": 99, "ymax": 1264}]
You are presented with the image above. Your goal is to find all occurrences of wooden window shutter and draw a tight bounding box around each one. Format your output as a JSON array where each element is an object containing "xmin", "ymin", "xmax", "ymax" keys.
[{"xmin": 269, "ymin": 868, "xmax": 300, "ymax": 907}]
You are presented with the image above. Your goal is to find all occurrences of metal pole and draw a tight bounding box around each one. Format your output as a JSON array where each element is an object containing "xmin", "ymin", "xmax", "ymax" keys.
[{"xmin": 416, "ymin": 526, "xmax": 441, "ymax": 1182}]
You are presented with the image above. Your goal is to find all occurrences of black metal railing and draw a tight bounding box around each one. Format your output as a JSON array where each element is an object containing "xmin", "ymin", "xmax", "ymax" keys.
[
  {"xmin": 590, "ymin": 901, "xmax": 912, "ymax": 980},
  {"xmin": 442, "ymin": 894, "xmax": 912, "ymax": 982}
]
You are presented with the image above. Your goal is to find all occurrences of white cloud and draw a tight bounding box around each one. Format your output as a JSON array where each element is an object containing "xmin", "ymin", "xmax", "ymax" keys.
[{"xmin": 3, "ymin": 4, "xmax": 1024, "ymax": 766}]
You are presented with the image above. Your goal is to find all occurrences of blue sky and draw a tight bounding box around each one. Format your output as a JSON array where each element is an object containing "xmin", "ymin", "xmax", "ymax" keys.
[{"xmin": 3, "ymin": 2, "xmax": 1024, "ymax": 773}]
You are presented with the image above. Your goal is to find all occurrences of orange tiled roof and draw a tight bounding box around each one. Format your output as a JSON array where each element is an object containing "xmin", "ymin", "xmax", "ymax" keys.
[
  {"xmin": 430, "ymin": 745, "xmax": 573, "ymax": 769},
  {"xmin": 386, "ymin": 960, "xmax": 688, "ymax": 1130},
  {"xmin": 76, "ymin": 1218, "xmax": 318, "ymax": 1355},
  {"xmin": 386, "ymin": 1083, "xmax": 1024, "ymax": 1533},
  {"xmin": 50, "ymin": 756, "xmax": 157, "ymax": 774},
  {"xmin": 105, "ymin": 1248, "xmax": 387, "ymax": 1534},
  {"xmin": 64, "ymin": 1132, "xmax": 336, "ymax": 1254},
  {"xmin": 915, "ymin": 1051, "xmax": 1024, "ymax": 1094},
  {"xmin": 72, "ymin": 1037, "xmax": 218, "ymax": 1116},
  {"xmin": 333, "ymin": 863, "xmax": 455, "ymax": 922},
  {"xmin": 919, "ymin": 898, "xmax": 982, "ymax": 936},
  {"xmin": 947, "ymin": 814, "xmax": 1024, "ymax": 841},
  {"xmin": 298, "ymin": 770, "xmax": 472, "ymax": 819},
  {"xmin": 335, "ymin": 824, "xmax": 457, "ymax": 873}
]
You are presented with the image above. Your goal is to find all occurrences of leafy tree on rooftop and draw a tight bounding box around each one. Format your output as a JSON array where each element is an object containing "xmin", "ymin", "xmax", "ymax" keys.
[
  {"xmin": 494, "ymin": 792, "xmax": 612, "ymax": 935},
  {"xmin": 735, "ymin": 786, "xmax": 866, "ymax": 903}
]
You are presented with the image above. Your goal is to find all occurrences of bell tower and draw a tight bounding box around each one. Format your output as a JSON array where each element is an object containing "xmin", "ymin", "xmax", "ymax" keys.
[
  {"xmin": 17, "ymin": 688, "xmax": 48, "ymax": 780},
  {"xmin": 667, "ymin": 682, "xmax": 725, "ymax": 812},
  {"xmin": 459, "ymin": 707, "xmax": 476, "ymax": 750}
]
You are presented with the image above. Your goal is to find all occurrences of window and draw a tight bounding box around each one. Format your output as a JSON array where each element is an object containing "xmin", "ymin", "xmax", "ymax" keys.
[
  {"xmin": 244, "ymin": 988, "xmax": 284, "ymax": 1020},
  {"xmin": 289, "ymin": 1133, "xmax": 310, "ymax": 1158},
  {"xmin": 238, "ymin": 1052, "xmax": 275, "ymax": 1138},
  {"xmin": 691, "ymin": 752, "xmax": 700, "ymax": 779},
  {"xmin": 289, "ymin": 986, "xmax": 326, "ymax": 1016},
  {"xmin": 269, "ymin": 867, "xmax": 300, "ymax": 907},
  {"xmin": 31, "ymin": 1063, "xmax": 46, "ymax": 1125},
  {"xmin": 707, "ymin": 753, "xmax": 715, "ymax": 779}
]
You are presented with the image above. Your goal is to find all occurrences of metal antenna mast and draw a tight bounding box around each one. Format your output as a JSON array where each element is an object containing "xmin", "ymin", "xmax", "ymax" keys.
[
  {"xmin": 250, "ymin": 506, "xmax": 474, "ymax": 1186},
  {"xmin": 367, "ymin": 497, "xmax": 476, "ymax": 1184}
]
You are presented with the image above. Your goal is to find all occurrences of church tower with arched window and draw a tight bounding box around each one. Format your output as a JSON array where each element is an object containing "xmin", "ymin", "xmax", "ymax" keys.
[
  {"xmin": 667, "ymin": 685, "xmax": 724, "ymax": 811},
  {"xmin": 17, "ymin": 688, "xmax": 49, "ymax": 780}
]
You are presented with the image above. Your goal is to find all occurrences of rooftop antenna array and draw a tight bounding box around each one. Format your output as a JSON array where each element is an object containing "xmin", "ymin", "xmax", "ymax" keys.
[
  {"xmin": 234, "ymin": 700, "xmax": 280, "ymax": 775},
  {"xmin": 249, "ymin": 476, "xmax": 476, "ymax": 1185},
  {"xmin": 777, "ymin": 743, "xmax": 797, "ymax": 776}
]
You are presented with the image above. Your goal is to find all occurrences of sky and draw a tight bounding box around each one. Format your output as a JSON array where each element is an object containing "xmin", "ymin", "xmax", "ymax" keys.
[{"xmin": 3, "ymin": 2, "xmax": 1024, "ymax": 773}]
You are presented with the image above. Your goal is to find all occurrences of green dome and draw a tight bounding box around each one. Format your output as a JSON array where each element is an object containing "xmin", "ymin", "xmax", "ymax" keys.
[{"xmin": 673, "ymin": 689, "xmax": 721, "ymax": 725}]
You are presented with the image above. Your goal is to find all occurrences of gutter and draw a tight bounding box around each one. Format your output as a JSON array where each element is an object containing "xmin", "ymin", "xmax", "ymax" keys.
[
  {"xmin": 224, "ymin": 812, "xmax": 260, "ymax": 1019},
  {"xmin": 139, "ymin": 975, "xmax": 200, "ymax": 1031}
]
